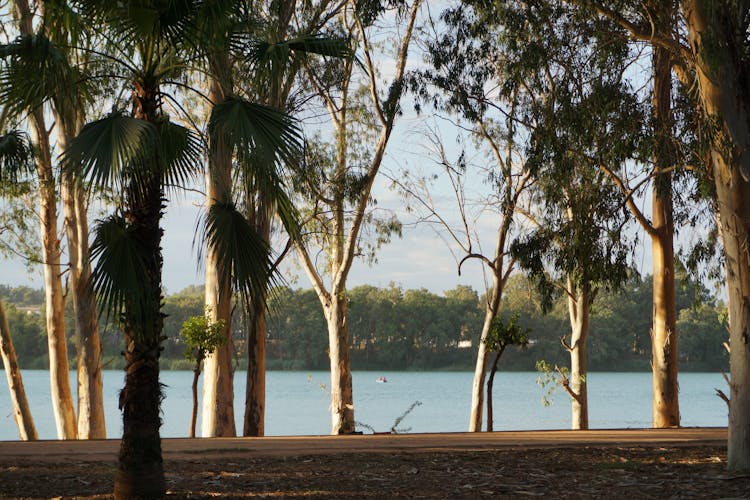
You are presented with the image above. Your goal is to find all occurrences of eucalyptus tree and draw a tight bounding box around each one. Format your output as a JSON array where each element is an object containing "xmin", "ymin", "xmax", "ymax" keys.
[
  {"xmin": 1, "ymin": 0, "xmax": 78, "ymax": 439},
  {"xmin": 403, "ymin": 0, "xmax": 535, "ymax": 432},
  {"xmin": 294, "ymin": 0, "xmax": 421, "ymax": 434},
  {"xmin": 61, "ymin": 1, "xmax": 299, "ymax": 496},
  {"xmin": 197, "ymin": 0, "xmax": 349, "ymax": 438},
  {"xmin": 239, "ymin": 0, "xmax": 349, "ymax": 438},
  {"xmin": 0, "ymin": 130, "xmax": 37, "ymax": 440},
  {"xmin": 493, "ymin": 0, "xmax": 642, "ymax": 430},
  {"xmin": 555, "ymin": 0, "xmax": 750, "ymax": 474}
]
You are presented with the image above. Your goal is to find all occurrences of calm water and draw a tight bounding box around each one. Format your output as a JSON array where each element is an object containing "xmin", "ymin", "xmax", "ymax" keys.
[{"xmin": 0, "ymin": 370, "xmax": 728, "ymax": 440}]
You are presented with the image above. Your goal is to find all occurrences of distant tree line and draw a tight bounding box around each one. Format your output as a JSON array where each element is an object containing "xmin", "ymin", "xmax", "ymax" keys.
[{"xmin": 1, "ymin": 269, "xmax": 728, "ymax": 372}]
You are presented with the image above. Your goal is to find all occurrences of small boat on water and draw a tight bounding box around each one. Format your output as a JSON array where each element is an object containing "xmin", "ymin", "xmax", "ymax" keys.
[{"xmin": 376, "ymin": 376, "xmax": 388, "ymax": 383}]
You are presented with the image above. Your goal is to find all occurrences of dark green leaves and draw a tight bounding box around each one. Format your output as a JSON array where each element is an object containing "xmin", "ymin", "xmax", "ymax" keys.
[
  {"xmin": 89, "ymin": 214, "xmax": 153, "ymax": 329},
  {"xmin": 199, "ymin": 201, "xmax": 274, "ymax": 306},
  {"xmin": 61, "ymin": 112, "xmax": 159, "ymax": 190},
  {"xmin": 62, "ymin": 112, "xmax": 201, "ymax": 195},
  {"xmin": 0, "ymin": 131, "xmax": 34, "ymax": 182},
  {"xmin": 208, "ymin": 97, "xmax": 301, "ymax": 170},
  {"xmin": 0, "ymin": 34, "xmax": 81, "ymax": 116}
]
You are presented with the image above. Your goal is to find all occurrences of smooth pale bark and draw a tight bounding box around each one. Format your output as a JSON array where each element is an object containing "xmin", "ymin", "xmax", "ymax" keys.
[
  {"xmin": 649, "ymin": 20, "xmax": 679, "ymax": 428},
  {"xmin": 58, "ymin": 117, "xmax": 107, "ymax": 439},
  {"xmin": 14, "ymin": 0, "xmax": 76, "ymax": 440},
  {"xmin": 469, "ymin": 282, "xmax": 502, "ymax": 432},
  {"xmin": 683, "ymin": 0, "xmax": 750, "ymax": 472},
  {"xmin": 0, "ymin": 300, "xmax": 38, "ymax": 440},
  {"xmin": 201, "ymin": 71, "xmax": 237, "ymax": 438},
  {"xmin": 566, "ymin": 280, "xmax": 590, "ymax": 430},
  {"xmin": 297, "ymin": 0, "xmax": 420, "ymax": 435}
]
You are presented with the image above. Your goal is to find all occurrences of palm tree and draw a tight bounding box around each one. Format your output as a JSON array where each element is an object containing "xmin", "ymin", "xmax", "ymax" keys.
[{"xmin": 61, "ymin": 1, "xmax": 302, "ymax": 496}]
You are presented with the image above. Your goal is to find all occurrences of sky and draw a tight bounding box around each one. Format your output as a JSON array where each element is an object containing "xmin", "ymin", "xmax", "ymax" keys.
[{"xmin": 0, "ymin": 2, "xmax": 670, "ymax": 299}]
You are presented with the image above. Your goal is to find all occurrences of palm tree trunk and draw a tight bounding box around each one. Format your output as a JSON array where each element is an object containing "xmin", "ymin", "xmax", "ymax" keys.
[
  {"xmin": 114, "ymin": 85, "xmax": 166, "ymax": 498},
  {"xmin": 0, "ymin": 300, "xmax": 37, "ymax": 440}
]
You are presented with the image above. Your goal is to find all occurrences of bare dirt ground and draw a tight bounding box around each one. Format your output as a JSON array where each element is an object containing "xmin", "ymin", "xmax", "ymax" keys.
[{"xmin": 1, "ymin": 428, "xmax": 749, "ymax": 499}]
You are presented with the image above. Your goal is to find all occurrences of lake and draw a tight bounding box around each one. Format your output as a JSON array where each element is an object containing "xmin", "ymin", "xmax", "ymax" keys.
[{"xmin": 0, "ymin": 370, "xmax": 728, "ymax": 440}]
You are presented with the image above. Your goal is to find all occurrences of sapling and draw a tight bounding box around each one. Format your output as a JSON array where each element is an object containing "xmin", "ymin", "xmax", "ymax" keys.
[
  {"xmin": 181, "ymin": 314, "xmax": 226, "ymax": 438},
  {"xmin": 484, "ymin": 314, "xmax": 529, "ymax": 431}
]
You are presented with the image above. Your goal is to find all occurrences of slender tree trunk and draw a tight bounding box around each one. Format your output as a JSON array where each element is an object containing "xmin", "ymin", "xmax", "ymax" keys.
[
  {"xmin": 201, "ymin": 69, "xmax": 237, "ymax": 438},
  {"xmin": 469, "ymin": 284, "xmax": 501, "ymax": 432},
  {"xmin": 485, "ymin": 349, "xmax": 503, "ymax": 433},
  {"xmin": 37, "ymin": 118, "xmax": 77, "ymax": 440},
  {"xmin": 683, "ymin": 0, "xmax": 750, "ymax": 472},
  {"xmin": 14, "ymin": 0, "xmax": 76, "ymax": 440},
  {"xmin": 0, "ymin": 300, "xmax": 38, "ymax": 440},
  {"xmin": 58, "ymin": 119, "xmax": 106, "ymax": 439},
  {"xmin": 243, "ymin": 205, "xmax": 270, "ymax": 437},
  {"xmin": 567, "ymin": 281, "xmax": 590, "ymax": 430},
  {"xmin": 190, "ymin": 359, "xmax": 201, "ymax": 438},
  {"xmin": 650, "ymin": 20, "xmax": 679, "ymax": 427},
  {"xmin": 326, "ymin": 291, "xmax": 355, "ymax": 434}
]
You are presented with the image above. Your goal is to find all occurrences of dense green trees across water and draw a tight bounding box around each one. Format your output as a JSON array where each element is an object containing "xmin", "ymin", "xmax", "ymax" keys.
[{"xmin": 2, "ymin": 273, "xmax": 728, "ymax": 373}]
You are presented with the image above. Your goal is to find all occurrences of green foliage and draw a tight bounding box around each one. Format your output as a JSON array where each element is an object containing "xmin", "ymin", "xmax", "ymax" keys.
[
  {"xmin": 0, "ymin": 275, "xmax": 731, "ymax": 371},
  {"xmin": 180, "ymin": 314, "xmax": 226, "ymax": 363},
  {"xmin": 484, "ymin": 314, "xmax": 530, "ymax": 353}
]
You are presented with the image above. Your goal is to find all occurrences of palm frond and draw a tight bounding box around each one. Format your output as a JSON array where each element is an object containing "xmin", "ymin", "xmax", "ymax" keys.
[
  {"xmin": 0, "ymin": 130, "xmax": 34, "ymax": 182},
  {"xmin": 89, "ymin": 214, "xmax": 152, "ymax": 328},
  {"xmin": 199, "ymin": 201, "xmax": 275, "ymax": 306},
  {"xmin": 0, "ymin": 34, "xmax": 80, "ymax": 116},
  {"xmin": 208, "ymin": 97, "xmax": 302, "ymax": 170},
  {"xmin": 75, "ymin": 0, "xmax": 199, "ymax": 49},
  {"xmin": 158, "ymin": 120, "xmax": 203, "ymax": 193},
  {"xmin": 61, "ymin": 112, "xmax": 159, "ymax": 193},
  {"xmin": 247, "ymin": 34, "xmax": 352, "ymax": 65}
]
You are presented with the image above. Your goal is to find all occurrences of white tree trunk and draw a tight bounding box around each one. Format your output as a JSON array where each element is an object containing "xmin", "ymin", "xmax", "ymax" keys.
[
  {"xmin": 201, "ymin": 69, "xmax": 237, "ymax": 438},
  {"xmin": 684, "ymin": 0, "xmax": 750, "ymax": 472},
  {"xmin": 568, "ymin": 282, "xmax": 590, "ymax": 430},
  {"xmin": 469, "ymin": 282, "xmax": 502, "ymax": 432},
  {"xmin": 326, "ymin": 292, "xmax": 355, "ymax": 434}
]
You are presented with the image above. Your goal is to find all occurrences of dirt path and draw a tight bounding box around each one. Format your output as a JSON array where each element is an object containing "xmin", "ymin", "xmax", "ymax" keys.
[
  {"xmin": 3, "ymin": 428, "xmax": 747, "ymax": 499},
  {"xmin": 0, "ymin": 426, "xmax": 728, "ymax": 461}
]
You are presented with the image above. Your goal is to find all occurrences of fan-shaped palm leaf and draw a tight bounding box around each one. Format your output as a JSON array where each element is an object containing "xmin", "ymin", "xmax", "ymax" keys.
[
  {"xmin": 199, "ymin": 201, "xmax": 275, "ymax": 306},
  {"xmin": 75, "ymin": 0, "xmax": 199, "ymax": 49},
  {"xmin": 208, "ymin": 97, "xmax": 302, "ymax": 171},
  {"xmin": 89, "ymin": 214, "xmax": 153, "ymax": 330},
  {"xmin": 0, "ymin": 130, "xmax": 34, "ymax": 182},
  {"xmin": 61, "ymin": 112, "xmax": 159, "ymax": 192},
  {"xmin": 157, "ymin": 120, "xmax": 203, "ymax": 193},
  {"xmin": 0, "ymin": 34, "xmax": 81, "ymax": 116}
]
